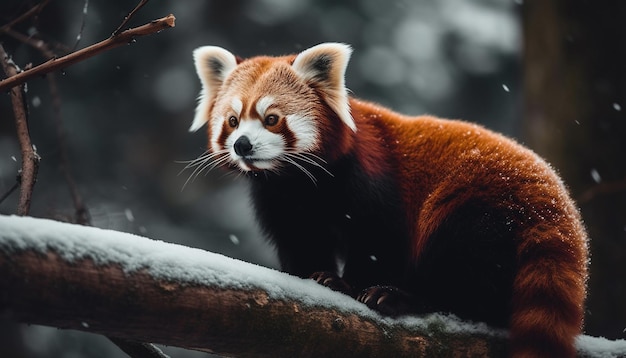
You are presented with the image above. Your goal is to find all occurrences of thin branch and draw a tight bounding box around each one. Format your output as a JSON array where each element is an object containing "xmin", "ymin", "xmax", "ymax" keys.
[
  {"xmin": 3, "ymin": 9, "xmax": 93, "ymax": 225},
  {"xmin": 112, "ymin": 0, "xmax": 151, "ymax": 37},
  {"xmin": 71, "ymin": 0, "xmax": 90, "ymax": 51},
  {"xmin": 2, "ymin": 25, "xmax": 91, "ymax": 225},
  {"xmin": 0, "ymin": 24, "xmax": 71, "ymax": 58},
  {"xmin": 1, "ymin": 27, "xmax": 56, "ymax": 58},
  {"xmin": 0, "ymin": 44, "xmax": 40, "ymax": 216},
  {"xmin": 0, "ymin": 14, "xmax": 175, "ymax": 92},
  {"xmin": 0, "ymin": 0, "xmax": 50, "ymax": 32},
  {"xmin": 0, "ymin": 181, "xmax": 20, "ymax": 205}
]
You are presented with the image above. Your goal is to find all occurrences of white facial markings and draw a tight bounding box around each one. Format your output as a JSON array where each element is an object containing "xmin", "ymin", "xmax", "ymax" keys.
[
  {"xmin": 210, "ymin": 97, "xmax": 242, "ymax": 154},
  {"xmin": 211, "ymin": 96, "xmax": 320, "ymax": 173},
  {"xmin": 286, "ymin": 113, "xmax": 319, "ymax": 151},
  {"xmin": 210, "ymin": 113, "xmax": 225, "ymax": 153},
  {"xmin": 225, "ymin": 118, "xmax": 285, "ymax": 171},
  {"xmin": 231, "ymin": 97, "xmax": 243, "ymax": 117},
  {"xmin": 255, "ymin": 96, "xmax": 274, "ymax": 118}
]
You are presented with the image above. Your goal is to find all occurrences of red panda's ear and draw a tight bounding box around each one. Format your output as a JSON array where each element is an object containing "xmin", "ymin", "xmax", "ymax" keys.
[
  {"xmin": 191, "ymin": 46, "xmax": 238, "ymax": 132},
  {"xmin": 292, "ymin": 43, "xmax": 356, "ymax": 132}
]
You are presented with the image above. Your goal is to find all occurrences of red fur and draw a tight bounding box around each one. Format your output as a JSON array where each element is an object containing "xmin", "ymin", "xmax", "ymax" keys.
[{"xmin": 347, "ymin": 98, "xmax": 588, "ymax": 357}]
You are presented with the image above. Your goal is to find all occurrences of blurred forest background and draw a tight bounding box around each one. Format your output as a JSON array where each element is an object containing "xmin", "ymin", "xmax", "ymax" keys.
[{"xmin": 0, "ymin": 0, "xmax": 624, "ymax": 357}]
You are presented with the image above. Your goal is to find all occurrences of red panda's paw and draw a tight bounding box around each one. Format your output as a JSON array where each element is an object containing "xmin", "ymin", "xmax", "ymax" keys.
[
  {"xmin": 357, "ymin": 286, "xmax": 416, "ymax": 317},
  {"xmin": 310, "ymin": 271, "xmax": 354, "ymax": 297}
]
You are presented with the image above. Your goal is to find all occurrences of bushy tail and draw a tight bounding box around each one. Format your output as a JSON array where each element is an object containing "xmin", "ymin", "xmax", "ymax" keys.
[{"xmin": 509, "ymin": 224, "xmax": 587, "ymax": 358}]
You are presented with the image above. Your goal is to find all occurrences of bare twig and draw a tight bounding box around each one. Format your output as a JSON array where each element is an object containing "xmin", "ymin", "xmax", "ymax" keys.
[
  {"xmin": 0, "ymin": 181, "xmax": 20, "ymax": 205},
  {"xmin": 112, "ymin": 0, "xmax": 151, "ymax": 37},
  {"xmin": 0, "ymin": 0, "xmax": 50, "ymax": 32},
  {"xmin": 2, "ymin": 25, "xmax": 91, "ymax": 225},
  {"xmin": 0, "ymin": 14, "xmax": 175, "ymax": 92},
  {"xmin": 0, "ymin": 44, "xmax": 40, "ymax": 216},
  {"xmin": 71, "ymin": 0, "xmax": 90, "ymax": 51},
  {"xmin": 5, "ymin": 8, "xmax": 96, "ymax": 225},
  {"xmin": 0, "ymin": 23, "xmax": 71, "ymax": 58},
  {"xmin": 1, "ymin": 27, "xmax": 56, "ymax": 58}
]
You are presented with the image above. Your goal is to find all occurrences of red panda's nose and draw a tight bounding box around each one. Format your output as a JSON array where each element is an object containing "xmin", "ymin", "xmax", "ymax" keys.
[{"xmin": 234, "ymin": 136, "xmax": 253, "ymax": 157}]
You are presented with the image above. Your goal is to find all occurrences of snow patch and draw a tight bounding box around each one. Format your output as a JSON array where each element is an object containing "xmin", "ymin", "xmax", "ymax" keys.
[
  {"xmin": 577, "ymin": 335, "xmax": 626, "ymax": 358},
  {"xmin": 0, "ymin": 215, "xmax": 371, "ymax": 315}
]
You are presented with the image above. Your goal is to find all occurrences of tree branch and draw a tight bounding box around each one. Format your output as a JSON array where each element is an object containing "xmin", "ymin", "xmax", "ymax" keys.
[
  {"xmin": 0, "ymin": 0, "xmax": 50, "ymax": 33},
  {"xmin": 1, "ymin": 216, "xmax": 622, "ymax": 357},
  {"xmin": 0, "ymin": 14, "xmax": 175, "ymax": 92},
  {"xmin": 0, "ymin": 253, "xmax": 469, "ymax": 357},
  {"xmin": 0, "ymin": 215, "xmax": 509, "ymax": 358},
  {"xmin": 0, "ymin": 45, "xmax": 40, "ymax": 216},
  {"xmin": 0, "ymin": 181, "xmax": 19, "ymax": 206},
  {"xmin": 112, "ymin": 0, "xmax": 151, "ymax": 37},
  {"xmin": 2, "ymin": 24, "xmax": 91, "ymax": 224},
  {"xmin": 1, "ymin": 3, "xmax": 178, "ymax": 357}
]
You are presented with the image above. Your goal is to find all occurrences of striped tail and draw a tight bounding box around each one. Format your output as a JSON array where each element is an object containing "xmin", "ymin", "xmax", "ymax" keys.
[{"xmin": 509, "ymin": 223, "xmax": 588, "ymax": 358}]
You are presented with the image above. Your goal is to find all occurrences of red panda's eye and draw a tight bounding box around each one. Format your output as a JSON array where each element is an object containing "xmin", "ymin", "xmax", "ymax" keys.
[
  {"xmin": 228, "ymin": 116, "xmax": 238, "ymax": 128},
  {"xmin": 264, "ymin": 114, "xmax": 279, "ymax": 126}
]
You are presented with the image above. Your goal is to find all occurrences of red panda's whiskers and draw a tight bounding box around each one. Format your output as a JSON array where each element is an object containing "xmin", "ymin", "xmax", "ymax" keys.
[
  {"xmin": 201, "ymin": 153, "xmax": 231, "ymax": 176},
  {"xmin": 280, "ymin": 154, "xmax": 318, "ymax": 184},
  {"xmin": 287, "ymin": 152, "xmax": 333, "ymax": 177},
  {"xmin": 179, "ymin": 149, "xmax": 230, "ymax": 190},
  {"xmin": 280, "ymin": 152, "xmax": 334, "ymax": 185},
  {"xmin": 175, "ymin": 151, "xmax": 210, "ymax": 175},
  {"xmin": 177, "ymin": 150, "xmax": 224, "ymax": 172}
]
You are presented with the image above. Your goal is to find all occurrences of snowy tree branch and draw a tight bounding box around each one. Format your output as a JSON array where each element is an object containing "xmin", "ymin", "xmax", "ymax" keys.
[
  {"xmin": 0, "ymin": 215, "xmax": 508, "ymax": 357},
  {"xmin": 0, "ymin": 215, "xmax": 623, "ymax": 357}
]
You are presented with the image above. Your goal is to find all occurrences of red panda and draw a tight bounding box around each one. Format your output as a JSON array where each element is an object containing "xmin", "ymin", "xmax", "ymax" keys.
[{"xmin": 189, "ymin": 43, "xmax": 588, "ymax": 357}]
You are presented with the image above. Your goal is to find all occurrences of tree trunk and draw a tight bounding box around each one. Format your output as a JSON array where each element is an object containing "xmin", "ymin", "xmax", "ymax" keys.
[{"xmin": 522, "ymin": 0, "xmax": 626, "ymax": 339}]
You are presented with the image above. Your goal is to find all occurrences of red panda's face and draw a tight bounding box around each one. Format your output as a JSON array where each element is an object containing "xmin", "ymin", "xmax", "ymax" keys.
[{"xmin": 190, "ymin": 43, "xmax": 356, "ymax": 175}]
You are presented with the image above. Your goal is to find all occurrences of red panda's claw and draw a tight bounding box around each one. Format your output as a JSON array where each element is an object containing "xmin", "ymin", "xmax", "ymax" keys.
[
  {"xmin": 309, "ymin": 271, "xmax": 354, "ymax": 296},
  {"xmin": 357, "ymin": 286, "xmax": 416, "ymax": 317}
]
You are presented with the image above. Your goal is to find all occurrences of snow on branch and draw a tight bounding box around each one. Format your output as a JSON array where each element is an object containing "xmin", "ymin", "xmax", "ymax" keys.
[{"xmin": 0, "ymin": 215, "xmax": 624, "ymax": 357}]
